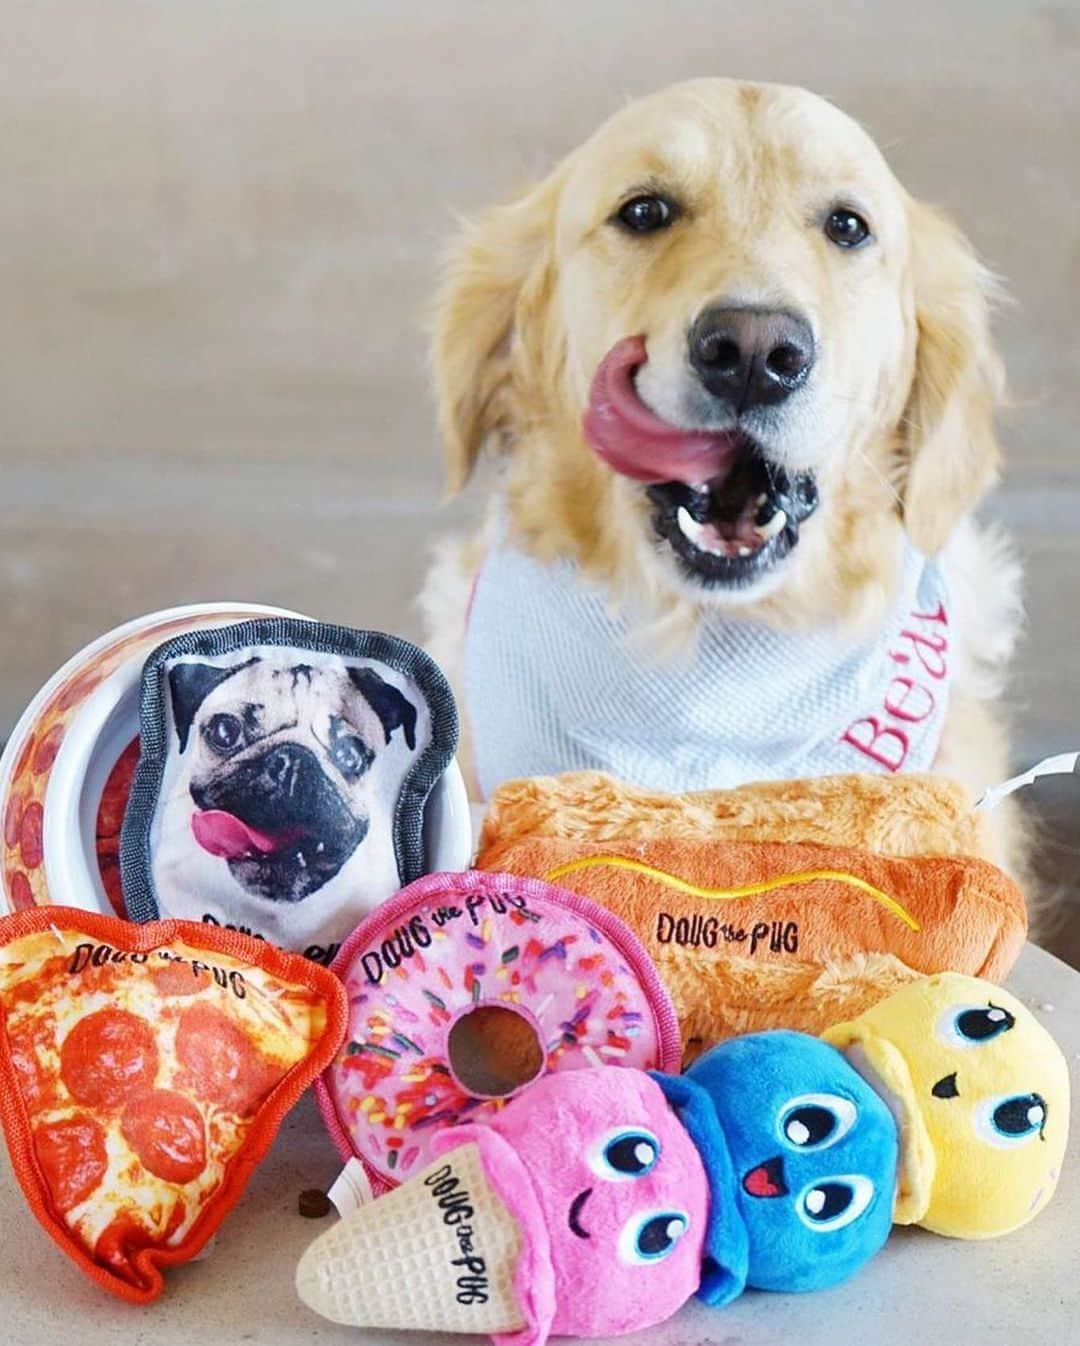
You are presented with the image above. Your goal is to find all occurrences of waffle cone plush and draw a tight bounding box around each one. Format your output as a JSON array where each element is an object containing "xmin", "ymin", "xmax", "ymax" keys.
[{"xmin": 296, "ymin": 1142, "xmax": 526, "ymax": 1335}]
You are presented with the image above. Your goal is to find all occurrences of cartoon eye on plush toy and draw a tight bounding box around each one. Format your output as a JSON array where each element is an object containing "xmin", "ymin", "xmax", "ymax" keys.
[{"xmin": 823, "ymin": 971, "xmax": 1070, "ymax": 1238}]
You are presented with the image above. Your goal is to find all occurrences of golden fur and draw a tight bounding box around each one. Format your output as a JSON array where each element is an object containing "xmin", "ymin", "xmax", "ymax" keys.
[{"xmin": 421, "ymin": 79, "xmax": 1025, "ymax": 877}]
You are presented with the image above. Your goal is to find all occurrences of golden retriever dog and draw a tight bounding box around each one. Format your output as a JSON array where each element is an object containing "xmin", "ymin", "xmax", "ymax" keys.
[{"xmin": 421, "ymin": 78, "xmax": 1024, "ymax": 875}]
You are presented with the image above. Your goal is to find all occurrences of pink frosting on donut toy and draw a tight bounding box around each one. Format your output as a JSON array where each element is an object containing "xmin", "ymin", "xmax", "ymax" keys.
[{"xmin": 316, "ymin": 870, "xmax": 681, "ymax": 1193}]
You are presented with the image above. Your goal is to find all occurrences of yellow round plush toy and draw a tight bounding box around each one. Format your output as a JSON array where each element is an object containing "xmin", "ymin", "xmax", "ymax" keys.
[{"xmin": 823, "ymin": 972, "xmax": 1069, "ymax": 1239}]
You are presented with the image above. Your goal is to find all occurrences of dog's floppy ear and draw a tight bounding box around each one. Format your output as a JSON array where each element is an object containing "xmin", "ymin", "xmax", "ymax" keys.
[
  {"xmin": 348, "ymin": 667, "xmax": 418, "ymax": 750},
  {"xmin": 168, "ymin": 657, "xmax": 257, "ymax": 752},
  {"xmin": 430, "ymin": 164, "xmax": 568, "ymax": 494},
  {"xmin": 899, "ymin": 199, "xmax": 1005, "ymax": 555}
]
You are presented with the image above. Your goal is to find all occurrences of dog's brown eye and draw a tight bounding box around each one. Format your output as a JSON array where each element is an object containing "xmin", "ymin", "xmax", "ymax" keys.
[
  {"xmin": 615, "ymin": 195, "xmax": 674, "ymax": 234},
  {"xmin": 203, "ymin": 713, "xmax": 243, "ymax": 754},
  {"xmin": 824, "ymin": 208, "xmax": 871, "ymax": 248},
  {"xmin": 332, "ymin": 734, "xmax": 374, "ymax": 780}
]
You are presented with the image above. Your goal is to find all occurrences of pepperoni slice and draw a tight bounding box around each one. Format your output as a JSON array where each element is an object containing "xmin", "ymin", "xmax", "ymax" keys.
[
  {"xmin": 95, "ymin": 738, "xmax": 140, "ymax": 838},
  {"xmin": 60, "ymin": 1008, "xmax": 159, "ymax": 1108},
  {"xmin": 174, "ymin": 1002, "xmax": 279, "ymax": 1115},
  {"xmin": 34, "ymin": 1115, "xmax": 108, "ymax": 1213},
  {"xmin": 3, "ymin": 791, "xmax": 25, "ymax": 849},
  {"xmin": 32, "ymin": 725, "xmax": 65, "ymax": 776},
  {"xmin": 57, "ymin": 669, "xmax": 103, "ymax": 711},
  {"xmin": 121, "ymin": 1089, "xmax": 206, "ymax": 1184},
  {"xmin": 18, "ymin": 802, "xmax": 44, "ymax": 870},
  {"xmin": 7, "ymin": 870, "xmax": 34, "ymax": 911},
  {"xmin": 149, "ymin": 960, "xmax": 206, "ymax": 997}
]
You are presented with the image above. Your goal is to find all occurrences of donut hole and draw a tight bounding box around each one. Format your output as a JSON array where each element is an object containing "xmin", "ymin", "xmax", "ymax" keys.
[{"xmin": 447, "ymin": 1004, "xmax": 545, "ymax": 1100}]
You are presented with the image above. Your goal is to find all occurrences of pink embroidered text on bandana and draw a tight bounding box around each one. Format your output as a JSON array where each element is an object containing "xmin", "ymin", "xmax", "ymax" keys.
[
  {"xmin": 464, "ymin": 539, "xmax": 951, "ymax": 799},
  {"xmin": 840, "ymin": 598, "xmax": 949, "ymax": 772}
]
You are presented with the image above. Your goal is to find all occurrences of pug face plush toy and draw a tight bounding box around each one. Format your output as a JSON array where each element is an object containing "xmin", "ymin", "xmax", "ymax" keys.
[
  {"xmin": 121, "ymin": 619, "xmax": 459, "ymax": 962},
  {"xmin": 167, "ymin": 655, "xmax": 416, "ymax": 905}
]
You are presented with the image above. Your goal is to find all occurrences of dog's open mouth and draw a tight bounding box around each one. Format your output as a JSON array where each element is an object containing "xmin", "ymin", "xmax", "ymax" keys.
[
  {"xmin": 191, "ymin": 802, "xmax": 367, "ymax": 904},
  {"xmin": 583, "ymin": 335, "xmax": 819, "ymax": 588},
  {"xmin": 648, "ymin": 442, "xmax": 818, "ymax": 587},
  {"xmin": 190, "ymin": 744, "xmax": 368, "ymax": 903}
]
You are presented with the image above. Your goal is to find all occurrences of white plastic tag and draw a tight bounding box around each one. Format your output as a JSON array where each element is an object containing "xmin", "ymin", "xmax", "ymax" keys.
[
  {"xmin": 976, "ymin": 751, "xmax": 1080, "ymax": 812},
  {"xmin": 328, "ymin": 1158, "xmax": 374, "ymax": 1218}
]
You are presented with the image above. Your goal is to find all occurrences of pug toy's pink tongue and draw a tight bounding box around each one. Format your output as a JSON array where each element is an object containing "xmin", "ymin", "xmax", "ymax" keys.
[
  {"xmin": 191, "ymin": 810, "xmax": 285, "ymax": 860},
  {"xmin": 582, "ymin": 334, "xmax": 741, "ymax": 485}
]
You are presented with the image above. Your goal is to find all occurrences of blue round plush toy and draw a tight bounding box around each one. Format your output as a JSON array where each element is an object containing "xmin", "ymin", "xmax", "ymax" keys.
[{"xmin": 655, "ymin": 1030, "xmax": 898, "ymax": 1303}]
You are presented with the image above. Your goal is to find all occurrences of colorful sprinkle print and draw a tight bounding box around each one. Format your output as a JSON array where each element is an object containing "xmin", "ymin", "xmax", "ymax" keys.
[{"xmin": 323, "ymin": 873, "xmax": 672, "ymax": 1186}]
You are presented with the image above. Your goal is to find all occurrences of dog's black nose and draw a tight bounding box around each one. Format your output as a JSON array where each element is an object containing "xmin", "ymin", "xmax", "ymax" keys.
[
  {"xmin": 264, "ymin": 746, "xmax": 301, "ymax": 794},
  {"xmin": 688, "ymin": 306, "xmax": 814, "ymax": 412}
]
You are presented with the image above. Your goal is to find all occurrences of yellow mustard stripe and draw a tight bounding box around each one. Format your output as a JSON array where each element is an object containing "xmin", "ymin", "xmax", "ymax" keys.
[{"xmin": 542, "ymin": 855, "xmax": 921, "ymax": 932}]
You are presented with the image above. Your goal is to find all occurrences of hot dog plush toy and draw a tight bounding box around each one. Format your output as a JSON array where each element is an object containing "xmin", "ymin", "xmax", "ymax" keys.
[
  {"xmin": 296, "ymin": 973, "xmax": 1067, "ymax": 1343},
  {"xmin": 476, "ymin": 771, "xmax": 1027, "ymax": 1054}
]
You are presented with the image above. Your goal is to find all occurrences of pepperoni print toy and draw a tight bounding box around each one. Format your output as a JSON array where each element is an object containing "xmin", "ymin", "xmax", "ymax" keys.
[
  {"xmin": 316, "ymin": 870, "xmax": 682, "ymax": 1192},
  {"xmin": 0, "ymin": 907, "xmax": 347, "ymax": 1302}
]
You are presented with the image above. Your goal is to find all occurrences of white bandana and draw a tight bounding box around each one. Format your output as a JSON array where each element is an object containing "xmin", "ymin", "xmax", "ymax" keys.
[{"xmin": 465, "ymin": 540, "xmax": 951, "ymax": 799}]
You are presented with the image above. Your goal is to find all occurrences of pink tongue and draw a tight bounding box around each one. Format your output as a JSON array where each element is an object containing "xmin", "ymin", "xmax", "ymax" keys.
[
  {"xmin": 191, "ymin": 809, "xmax": 286, "ymax": 860},
  {"xmin": 582, "ymin": 335, "xmax": 740, "ymax": 485}
]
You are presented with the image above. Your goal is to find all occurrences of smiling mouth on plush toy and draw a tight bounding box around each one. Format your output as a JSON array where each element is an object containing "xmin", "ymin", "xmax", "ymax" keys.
[
  {"xmin": 583, "ymin": 335, "xmax": 819, "ymax": 589},
  {"xmin": 742, "ymin": 1156, "xmax": 789, "ymax": 1199},
  {"xmin": 568, "ymin": 1187, "xmax": 593, "ymax": 1238}
]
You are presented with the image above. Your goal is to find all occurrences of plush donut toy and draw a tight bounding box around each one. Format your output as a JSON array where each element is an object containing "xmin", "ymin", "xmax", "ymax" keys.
[{"xmin": 316, "ymin": 870, "xmax": 682, "ymax": 1193}]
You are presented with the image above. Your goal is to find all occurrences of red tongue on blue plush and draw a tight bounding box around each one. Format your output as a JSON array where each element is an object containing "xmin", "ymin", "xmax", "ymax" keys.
[
  {"xmin": 742, "ymin": 1159, "xmax": 787, "ymax": 1199},
  {"xmin": 191, "ymin": 810, "xmax": 287, "ymax": 860}
]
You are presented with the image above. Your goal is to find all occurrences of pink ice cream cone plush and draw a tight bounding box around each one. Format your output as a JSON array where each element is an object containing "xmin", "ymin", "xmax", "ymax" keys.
[{"xmin": 296, "ymin": 1067, "xmax": 712, "ymax": 1345}]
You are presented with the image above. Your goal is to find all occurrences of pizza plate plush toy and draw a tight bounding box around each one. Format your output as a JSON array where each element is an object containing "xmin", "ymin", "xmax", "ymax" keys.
[{"xmin": 0, "ymin": 906, "xmax": 348, "ymax": 1302}]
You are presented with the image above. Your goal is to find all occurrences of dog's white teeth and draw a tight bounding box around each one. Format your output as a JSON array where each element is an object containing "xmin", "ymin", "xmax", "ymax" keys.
[
  {"xmin": 737, "ymin": 545, "xmax": 752, "ymax": 557},
  {"xmin": 755, "ymin": 493, "xmax": 769, "ymax": 507},
  {"xmin": 297, "ymin": 853, "xmax": 306, "ymax": 869},
  {"xmin": 754, "ymin": 508, "xmax": 788, "ymax": 541},
  {"xmin": 315, "ymin": 842, "xmax": 325, "ymax": 855},
  {"xmin": 677, "ymin": 506, "xmax": 705, "ymax": 545}
]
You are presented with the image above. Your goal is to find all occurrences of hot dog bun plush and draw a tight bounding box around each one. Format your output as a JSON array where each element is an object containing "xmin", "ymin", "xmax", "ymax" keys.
[{"xmin": 475, "ymin": 773, "xmax": 1027, "ymax": 1057}]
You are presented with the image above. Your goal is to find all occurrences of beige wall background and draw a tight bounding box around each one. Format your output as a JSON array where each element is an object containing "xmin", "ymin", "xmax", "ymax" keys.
[{"xmin": 2, "ymin": 1, "xmax": 1079, "ymax": 959}]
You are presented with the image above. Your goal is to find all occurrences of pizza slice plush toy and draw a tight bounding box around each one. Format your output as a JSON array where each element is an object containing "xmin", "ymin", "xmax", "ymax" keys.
[{"xmin": 0, "ymin": 906, "xmax": 347, "ymax": 1302}]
